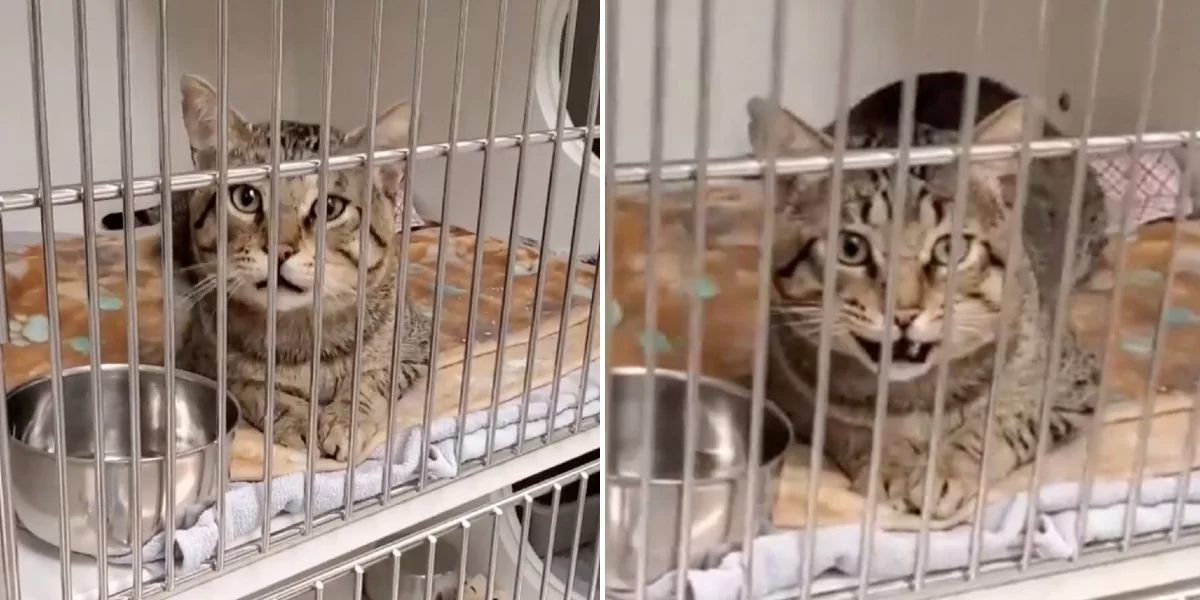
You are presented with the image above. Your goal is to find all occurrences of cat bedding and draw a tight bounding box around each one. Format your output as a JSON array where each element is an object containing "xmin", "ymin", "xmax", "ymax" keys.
[
  {"xmin": 614, "ymin": 186, "xmax": 1200, "ymax": 599},
  {"xmin": 0, "ymin": 226, "xmax": 599, "ymax": 597}
]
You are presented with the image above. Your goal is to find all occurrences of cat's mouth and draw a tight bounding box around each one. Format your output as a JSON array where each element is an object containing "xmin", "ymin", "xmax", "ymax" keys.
[
  {"xmin": 851, "ymin": 334, "xmax": 936, "ymax": 366},
  {"xmin": 255, "ymin": 277, "xmax": 306, "ymax": 294}
]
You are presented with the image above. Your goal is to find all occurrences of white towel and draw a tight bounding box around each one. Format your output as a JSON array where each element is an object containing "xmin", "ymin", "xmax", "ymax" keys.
[
  {"xmin": 112, "ymin": 364, "xmax": 602, "ymax": 576},
  {"xmin": 652, "ymin": 470, "xmax": 1200, "ymax": 600}
]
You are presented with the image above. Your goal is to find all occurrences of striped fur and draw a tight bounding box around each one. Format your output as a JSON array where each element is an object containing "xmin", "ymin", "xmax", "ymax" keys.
[
  {"xmin": 173, "ymin": 74, "xmax": 430, "ymax": 460},
  {"xmin": 750, "ymin": 97, "xmax": 1099, "ymax": 518}
]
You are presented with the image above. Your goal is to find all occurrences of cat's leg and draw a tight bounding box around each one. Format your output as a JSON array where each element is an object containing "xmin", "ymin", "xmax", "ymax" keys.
[
  {"xmin": 846, "ymin": 415, "xmax": 967, "ymax": 516},
  {"xmin": 230, "ymin": 379, "xmax": 312, "ymax": 450},
  {"xmin": 881, "ymin": 355, "xmax": 1098, "ymax": 518},
  {"xmin": 317, "ymin": 360, "xmax": 427, "ymax": 461},
  {"xmin": 318, "ymin": 373, "xmax": 390, "ymax": 462}
]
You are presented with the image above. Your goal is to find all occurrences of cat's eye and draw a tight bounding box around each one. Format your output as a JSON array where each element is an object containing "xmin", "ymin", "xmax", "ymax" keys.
[
  {"xmin": 229, "ymin": 185, "xmax": 262, "ymax": 214},
  {"xmin": 321, "ymin": 195, "xmax": 350, "ymax": 221},
  {"xmin": 931, "ymin": 234, "xmax": 972, "ymax": 266},
  {"xmin": 837, "ymin": 232, "xmax": 871, "ymax": 266}
]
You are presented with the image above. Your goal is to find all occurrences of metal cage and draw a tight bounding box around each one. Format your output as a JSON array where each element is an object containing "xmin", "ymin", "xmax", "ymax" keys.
[
  {"xmin": 607, "ymin": 0, "xmax": 1200, "ymax": 599},
  {"xmin": 0, "ymin": 0, "xmax": 600, "ymax": 598}
]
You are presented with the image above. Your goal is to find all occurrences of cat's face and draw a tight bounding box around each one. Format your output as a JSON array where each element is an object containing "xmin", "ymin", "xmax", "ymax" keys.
[
  {"xmin": 747, "ymin": 97, "xmax": 1029, "ymax": 381},
  {"xmin": 179, "ymin": 74, "xmax": 410, "ymax": 314}
]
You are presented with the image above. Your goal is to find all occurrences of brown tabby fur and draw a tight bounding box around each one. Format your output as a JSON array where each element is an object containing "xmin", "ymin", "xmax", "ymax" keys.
[
  {"xmin": 173, "ymin": 74, "xmax": 431, "ymax": 461},
  {"xmin": 749, "ymin": 97, "xmax": 1100, "ymax": 518}
]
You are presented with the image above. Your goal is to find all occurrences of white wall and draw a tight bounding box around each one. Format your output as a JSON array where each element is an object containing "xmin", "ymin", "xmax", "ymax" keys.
[
  {"xmin": 0, "ymin": 0, "xmax": 600, "ymax": 254},
  {"xmin": 613, "ymin": 0, "xmax": 1200, "ymax": 165}
]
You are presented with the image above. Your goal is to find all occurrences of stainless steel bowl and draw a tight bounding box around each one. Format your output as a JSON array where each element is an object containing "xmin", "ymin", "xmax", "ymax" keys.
[
  {"xmin": 606, "ymin": 367, "xmax": 794, "ymax": 595},
  {"xmin": 6, "ymin": 364, "xmax": 240, "ymax": 557}
]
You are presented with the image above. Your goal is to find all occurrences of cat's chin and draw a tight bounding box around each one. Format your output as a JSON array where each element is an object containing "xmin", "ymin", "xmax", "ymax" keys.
[
  {"xmin": 852, "ymin": 359, "xmax": 935, "ymax": 382},
  {"xmin": 244, "ymin": 289, "xmax": 314, "ymax": 313},
  {"xmin": 880, "ymin": 362, "xmax": 935, "ymax": 382}
]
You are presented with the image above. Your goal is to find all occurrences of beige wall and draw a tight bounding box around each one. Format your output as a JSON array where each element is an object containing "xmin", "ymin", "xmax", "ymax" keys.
[
  {"xmin": 0, "ymin": 0, "xmax": 600, "ymax": 254},
  {"xmin": 613, "ymin": 0, "xmax": 1200, "ymax": 168}
]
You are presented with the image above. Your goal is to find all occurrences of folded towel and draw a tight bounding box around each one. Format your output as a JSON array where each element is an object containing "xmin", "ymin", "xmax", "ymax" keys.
[
  {"xmin": 658, "ymin": 468, "xmax": 1200, "ymax": 600},
  {"xmin": 772, "ymin": 392, "xmax": 1200, "ymax": 531},
  {"xmin": 113, "ymin": 364, "xmax": 601, "ymax": 576}
]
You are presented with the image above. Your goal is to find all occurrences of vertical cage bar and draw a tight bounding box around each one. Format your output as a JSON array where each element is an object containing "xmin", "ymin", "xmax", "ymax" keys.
[
  {"xmin": 676, "ymin": 0, "xmax": 714, "ymax": 591},
  {"xmin": 799, "ymin": 2, "xmax": 856, "ymax": 599},
  {"xmin": 537, "ymin": 486, "xmax": 563, "ymax": 600},
  {"xmin": 588, "ymin": 542, "xmax": 602, "ymax": 600},
  {"xmin": 1026, "ymin": 0, "xmax": 1156, "ymax": 568},
  {"xmin": 353, "ymin": 565, "xmax": 366, "ymax": 600},
  {"xmin": 1061, "ymin": 0, "xmax": 1110, "ymax": 563},
  {"xmin": 314, "ymin": 580, "xmax": 325, "ymax": 600},
  {"xmin": 1163, "ymin": 95, "xmax": 1200, "ymax": 541},
  {"xmin": 518, "ymin": 0, "xmax": 580, "ymax": 454},
  {"xmin": 913, "ymin": 0, "xmax": 986, "ymax": 588},
  {"xmin": 424, "ymin": 537, "xmax": 438, "ymax": 600},
  {"xmin": 571, "ymin": 44, "xmax": 602, "ymax": 435},
  {"xmin": 742, "ymin": 0, "xmax": 788, "ymax": 598},
  {"xmin": 490, "ymin": 0, "xmax": 549, "ymax": 462},
  {"xmin": 858, "ymin": 0, "xmax": 920, "ymax": 588},
  {"xmin": 418, "ymin": 0, "xmax": 471, "ymax": 491},
  {"xmin": 0, "ymin": 348, "xmax": 18, "ymax": 600},
  {"xmin": 574, "ymin": 280, "xmax": 600, "ymax": 432},
  {"xmin": 512, "ymin": 496, "xmax": 533, "ymax": 600},
  {"xmin": 968, "ymin": 0, "xmax": 1053, "ymax": 578},
  {"xmin": 155, "ymin": 0, "xmax": 178, "ymax": 586},
  {"xmin": 545, "ymin": 3, "xmax": 600, "ymax": 443},
  {"xmin": 305, "ymin": 0, "xmax": 337, "ymax": 530},
  {"xmin": 26, "ymin": 0, "xmax": 74, "ymax": 595},
  {"xmin": 846, "ymin": 0, "xmax": 908, "ymax": 589},
  {"xmin": 447, "ymin": 0, "xmax": 479, "ymax": 466},
  {"xmin": 390, "ymin": 549, "xmax": 402, "ymax": 600},
  {"xmin": 564, "ymin": 472, "xmax": 589, "ymax": 596},
  {"xmin": 117, "ymin": 0, "xmax": 145, "ymax": 587},
  {"xmin": 472, "ymin": 0, "xmax": 509, "ymax": 463},
  {"xmin": 261, "ymin": 0, "xmax": 285, "ymax": 552},
  {"xmin": 485, "ymin": 508, "xmax": 502, "ymax": 600},
  {"xmin": 0, "ymin": 237, "xmax": 19, "ymax": 597},
  {"xmin": 215, "ymin": 0, "xmax": 232, "ymax": 568},
  {"xmin": 345, "ymin": 0, "xmax": 387, "ymax": 517},
  {"xmin": 636, "ymin": 0, "xmax": 669, "ymax": 597},
  {"xmin": 69, "ymin": 0, "xmax": 109, "ymax": 594},
  {"xmin": 603, "ymin": 0, "xmax": 617, "ymax": 423},
  {"xmin": 383, "ymin": 0, "xmax": 427, "ymax": 505},
  {"xmin": 455, "ymin": 522, "xmax": 471, "ymax": 600},
  {"xmin": 1118, "ymin": 0, "xmax": 1168, "ymax": 550},
  {"xmin": 1171, "ymin": 90, "xmax": 1200, "ymax": 539}
]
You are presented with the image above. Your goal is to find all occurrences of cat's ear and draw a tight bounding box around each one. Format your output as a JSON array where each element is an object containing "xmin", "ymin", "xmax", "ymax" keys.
[
  {"xmin": 746, "ymin": 96, "xmax": 833, "ymax": 159},
  {"xmin": 343, "ymin": 101, "xmax": 414, "ymax": 195},
  {"xmin": 179, "ymin": 74, "xmax": 252, "ymax": 169},
  {"xmin": 972, "ymin": 97, "xmax": 1042, "ymax": 177}
]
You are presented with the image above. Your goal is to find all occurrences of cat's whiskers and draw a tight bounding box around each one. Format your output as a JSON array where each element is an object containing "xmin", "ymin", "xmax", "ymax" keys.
[{"xmin": 178, "ymin": 272, "xmax": 242, "ymax": 311}]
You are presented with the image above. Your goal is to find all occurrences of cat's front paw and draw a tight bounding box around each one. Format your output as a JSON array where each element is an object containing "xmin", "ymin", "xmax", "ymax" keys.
[
  {"xmin": 896, "ymin": 455, "xmax": 978, "ymax": 520},
  {"xmin": 318, "ymin": 404, "xmax": 383, "ymax": 462},
  {"xmin": 273, "ymin": 412, "xmax": 310, "ymax": 450},
  {"xmin": 853, "ymin": 444, "xmax": 980, "ymax": 519}
]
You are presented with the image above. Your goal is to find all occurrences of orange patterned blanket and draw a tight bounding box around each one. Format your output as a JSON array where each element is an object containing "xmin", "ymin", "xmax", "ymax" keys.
[
  {"xmin": 613, "ymin": 183, "xmax": 1200, "ymax": 530},
  {"xmin": 1, "ymin": 227, "xmax": 597, "ymax": 481}
]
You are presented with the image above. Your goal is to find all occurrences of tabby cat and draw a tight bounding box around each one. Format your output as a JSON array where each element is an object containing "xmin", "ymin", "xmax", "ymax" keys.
[
  {"xmin": 172, "ymin": 74, "xmax": 431, "ymax": 460},
  {"xmin": 749, "ymin": 96, "xmax": 1101, "ymax": 518},
  {"xmin": 827, "ymin": 71, "xmax": 1110, "ymax": 294}
]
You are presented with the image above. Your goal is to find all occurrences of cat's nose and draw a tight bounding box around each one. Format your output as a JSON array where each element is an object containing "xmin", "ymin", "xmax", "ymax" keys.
[
  {"xmin": 893, "ymin": 310, "xmax": 920, "ymax": 328},
  {"xmin": 277, "ymin": 244, "xmax": 296, "ymax": 262}
]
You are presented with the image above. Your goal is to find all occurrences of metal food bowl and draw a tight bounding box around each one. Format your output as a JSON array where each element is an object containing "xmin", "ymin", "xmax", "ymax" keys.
[
  {"xmin": 6, "ymin": 364, "xmax": 240, "ymax": 557},
  {"xmin": 605, "ymin": 367, "xmax": 794, "ymax": 594}
]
